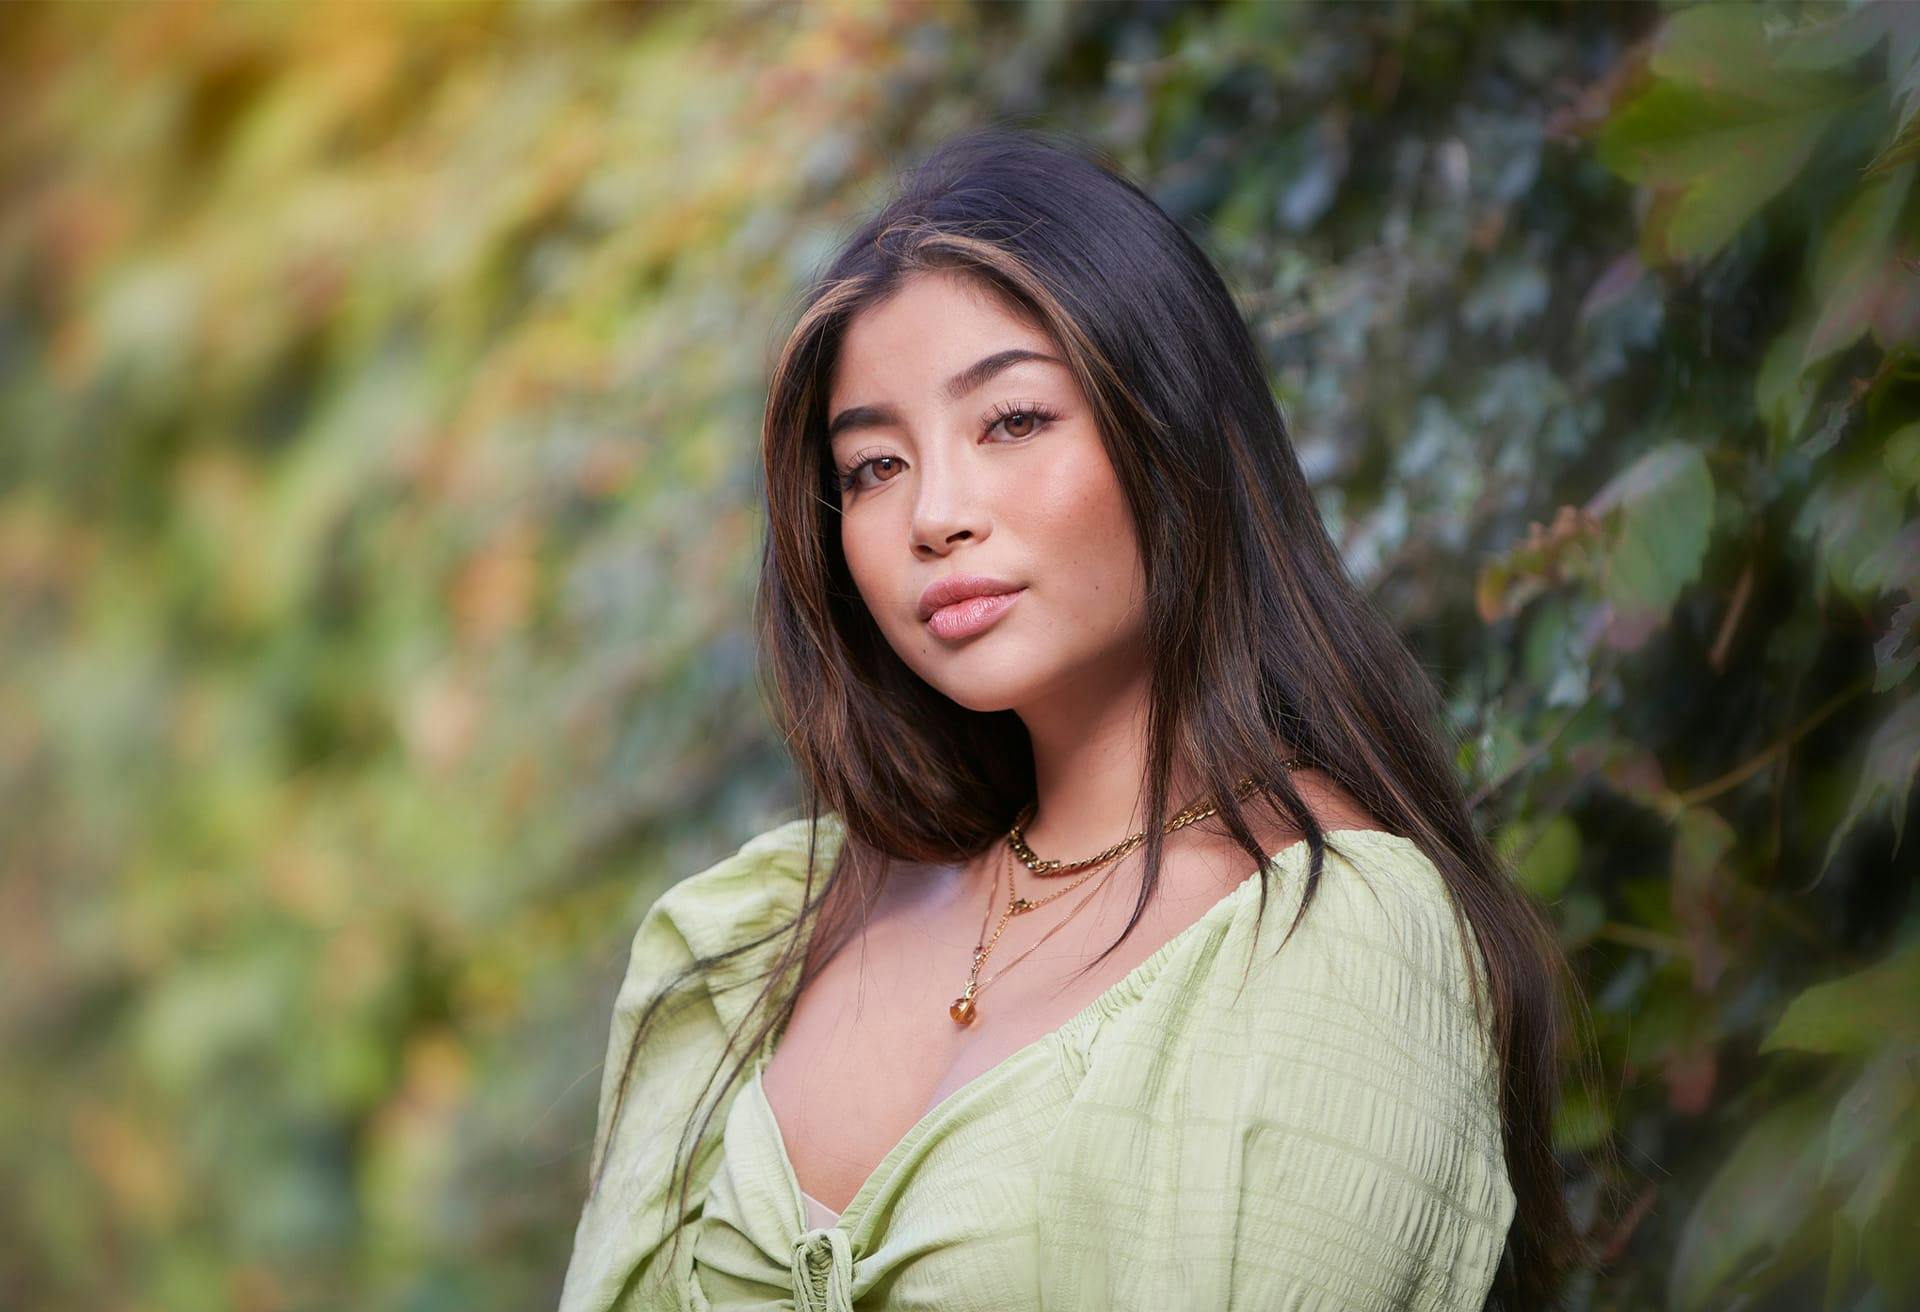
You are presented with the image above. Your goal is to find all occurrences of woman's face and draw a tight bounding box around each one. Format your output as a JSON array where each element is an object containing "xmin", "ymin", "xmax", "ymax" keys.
[{"xmin": 826, "ymin": 269, "xmax": 1148, "ymax": 714}]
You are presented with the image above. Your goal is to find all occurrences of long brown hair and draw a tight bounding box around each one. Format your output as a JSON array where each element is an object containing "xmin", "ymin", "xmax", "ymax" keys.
[{"xmin": 591, "ymin": 124, "xmax": 1595, "ymax": 1307}]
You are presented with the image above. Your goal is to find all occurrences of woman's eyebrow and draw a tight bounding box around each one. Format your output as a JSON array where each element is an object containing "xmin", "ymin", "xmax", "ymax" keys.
[{"xmin": 827, "ymin": 348, "xmax": 1066, "ymax": 441}]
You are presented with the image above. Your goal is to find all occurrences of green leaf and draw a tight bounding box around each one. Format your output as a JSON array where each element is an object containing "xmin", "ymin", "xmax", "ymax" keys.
[
  {"xmin": 1757, "ymin": 310, "xmax": 1833, "ymax": 459},
  {"xmin": 1847, "ymin": 1131, "xmax": 1920, "ymax": 1301},
  {"xmin": 1824, "ymin": 1206, "xmax": 1860, "ymax": 1312},
  {"xmin": 1887, "ymin": 421, "xmax": 1920, "ymax": 492},
  {"xmin": 1597, "ymin": 77, "xmax": 1853, "ymax": 261},
  {"xmin": 1511, "ymin": 813, "xmax": 1582, "ymax": 901},
  {"xmin": 1854, "ymin": 521, "xmax": 1920, "ymax": 598},
  {"xmin": 1805, "ymin": 161, "xmax": 1918, "ymax": 364},
  {"xmin": 1793, "ymin": 472, "xmax": 1906, "ymax": 606},
  {"xmin": 1669, "ymin": 1088, "xmax": 1831, "ymax": 1311},
  {"xmin": 1657, "ymin": 4, "xmax": 1864, "ymax": 105},
  {"xmin": 1766, "ymin": 2, "xmax": 1907, "ymax": 77},
  {"xmin": 1596, "ymin": 78, "xmax": 1845, "ymax": 185},
  {"xmin": 1763, "ymin": 939, "xmax": 1920, "ymax": 1057},
  {"xmin": 1823, "ymin": 1046, "xmax": 1920, "ymax": 1191},
  {"xmin": 1599, "ymin": 4, "xmax": 1863, "ymax": 263},
  {"xmin": 1588, "ymin": 443, "xmax": 1715, "ymax": 648},
  {"xmin": 1875, "ymin": 599, "xmax": 1919, "ymax": 693},
  {"xmin": 1816, "ymin": 695, "xmax": 1920, "ymax": 884},
  {"xmin": 1812, "ymin": 162, "xmax": 1916, "ymax": 300}
]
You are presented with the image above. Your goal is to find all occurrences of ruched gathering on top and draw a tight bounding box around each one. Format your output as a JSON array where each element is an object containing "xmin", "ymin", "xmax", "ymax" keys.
[{"xmin": 559, "ymin": 813, "xmax": 1516, "ymax": 1312}]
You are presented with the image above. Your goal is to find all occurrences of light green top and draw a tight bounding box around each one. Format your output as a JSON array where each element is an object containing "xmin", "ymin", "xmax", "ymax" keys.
[{"xmin": 559, "ymin": 813, "xmax": 1515, "ymax": 1312}]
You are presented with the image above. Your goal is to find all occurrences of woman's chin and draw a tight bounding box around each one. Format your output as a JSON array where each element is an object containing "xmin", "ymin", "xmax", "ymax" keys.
[{"xmin": 917, "ymin": 666, "xmax": 1044, "ymax": 715}]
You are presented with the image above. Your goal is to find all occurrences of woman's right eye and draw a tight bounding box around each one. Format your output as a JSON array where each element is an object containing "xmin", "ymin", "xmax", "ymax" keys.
[{"xmin": 840, "ymin": 454, "xmax": 905, "ymax": 492}]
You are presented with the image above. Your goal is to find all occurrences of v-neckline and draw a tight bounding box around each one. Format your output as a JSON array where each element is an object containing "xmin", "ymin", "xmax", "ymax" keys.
[{"xmin": 749, "ymin": 827, "xmax": 1415, "ymax": 1235}]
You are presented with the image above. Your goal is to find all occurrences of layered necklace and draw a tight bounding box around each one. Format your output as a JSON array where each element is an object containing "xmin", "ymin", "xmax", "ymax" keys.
[{"xmin": 948, "ymin": 760, "xmax": 1305, "ymax": 1027}]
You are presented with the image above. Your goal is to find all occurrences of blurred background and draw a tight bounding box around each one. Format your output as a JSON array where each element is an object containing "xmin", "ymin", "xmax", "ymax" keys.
[{"xmin": 2, "ymin": 0, "xmax": 1915, "ymax": 1308}]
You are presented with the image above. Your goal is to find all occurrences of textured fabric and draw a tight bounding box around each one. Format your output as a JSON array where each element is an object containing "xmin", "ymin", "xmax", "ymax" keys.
[{"xmin": 559, "ymin": 812, "xmax": 1515, "ymax": 1312}]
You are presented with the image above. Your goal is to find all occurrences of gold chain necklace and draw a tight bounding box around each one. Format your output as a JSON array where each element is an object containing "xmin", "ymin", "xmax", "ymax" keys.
[
  {"xmin": 948, "ymin": 764, "xmax": 1305, "ymax": 1026},
  {"xmin": 948, "ymin": 843, "xmax": 1120, "ymax": 1026}
]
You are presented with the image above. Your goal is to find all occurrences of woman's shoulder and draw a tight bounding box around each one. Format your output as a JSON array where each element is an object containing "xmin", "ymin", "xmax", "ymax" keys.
[
  {"xmin": 1287, "ymin": 828, "xmax": 1491, "ymax": 1010},
  {"xmin": 1173, "ymin": 828, "xmax": 1498, "ymax": 1079},
  {"xmin": 639, "ymin": 810, "xmax": 847, "ymax": 960},
  {"xmin": 603, "ymin": 811, "xmax": 847, "ymax": 1048},
  {"xmin": 1212, "ymin": 768, "xmax": 1489, "ymax": 1013}
]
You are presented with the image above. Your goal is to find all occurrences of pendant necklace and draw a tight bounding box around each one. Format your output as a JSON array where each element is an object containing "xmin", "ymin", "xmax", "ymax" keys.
[{"xmin": 948, "ymin": 766, "xmax": 1302, "ymax": 1027}]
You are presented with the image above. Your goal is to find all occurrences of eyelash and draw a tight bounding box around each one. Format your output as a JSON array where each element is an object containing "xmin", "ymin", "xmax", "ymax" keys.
[{"xmin": 835, "ymin": 401, "xmax": 1063, "ymax": 494}]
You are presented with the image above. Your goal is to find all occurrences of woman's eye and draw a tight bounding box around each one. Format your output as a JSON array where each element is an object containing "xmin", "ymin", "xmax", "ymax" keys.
[
  {"xmin": 838, "ymin": 404, "xmax": 1058, "ymax": 494},
  {"xmin": 840, "ymin": 454, "xmax": 904, "ymax": 492},
  {"xmin": 986, "ymin": 402, "xmax": 1060, "ymax": 442}
]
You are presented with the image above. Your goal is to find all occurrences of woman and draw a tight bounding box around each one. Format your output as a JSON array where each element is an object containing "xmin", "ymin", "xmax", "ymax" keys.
[{"xmin": 560, "ymin": 126, "xmax": 1581, "ymax": 1311}]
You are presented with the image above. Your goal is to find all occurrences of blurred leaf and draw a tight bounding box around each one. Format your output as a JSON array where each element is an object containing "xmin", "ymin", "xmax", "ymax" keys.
[
  {"xmin": 1817, "ymin": 694, "xmax": 1920, "ymax": 883},
  {"xmin": 1875, "ymin": 599, "xmax": 1920, "ymax": 692},
  {"xmin": 1503, "ymin": 813, "xmax": 1582, "ymax": 901},
  {"xmin": 1756, "ymin": 308, "xmax": 1831, "ymax": 458},
  {"xmin": 1855, "ymin": 521, "xmax": 1920, "ymax": 599},
  {"xmin": 1805, "ymin": 162, "xmax": 1917, "ymax": 366},
  {"xmin": 1600, "ymin": 5, "xmax": 1869, "ymax": 263},
  {"xmin": 1794, "ymin": 471, "xmax": 1906, "ymax": 607},
  {"xmin": 1669, "ymin": 1087, "xmax": 1830, "ymax": 1311},
  {"xmin": 1475, "ymin": 505, "xmax": 1607, "ymax": 623},
  {"xmin": 1597, "ymin": 80, "xmax": 1849, "ymax": 262},
  {"xmin": 1766, "ymin": 0, "xmax": 1916, "ymax": 77},
  {"xmin": 1822, "ymin": 1045, "xmax": 1920, "ymax": 1191},
  {"xmin": 1551, "ymin": 1075, "xmax": 1613, "ymax": 1154},
  {"xmin": 1843, "ymin": 1127, "xmax": 1920, "ymax": 1300},
  {"xmin": 1886, "ymin": 422, "xmax": 1920, "ymax": 492},
  {"xmin": 1654, "ymin": 3, "xmax": 1861, "ymax": 103},
  {"xmin": 1865, "ymin": 114, "xmax": 1920, "ymax": 179},
  {"xmin": 1763, "ymin": 939, "xmax": 1920, "ymax": 1057},
  {"xmin": 1587, "ymin": 443, "xmax": 1714, "ymax": 650}
]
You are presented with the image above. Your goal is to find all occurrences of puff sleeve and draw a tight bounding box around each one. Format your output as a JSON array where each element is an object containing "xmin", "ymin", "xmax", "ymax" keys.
[{"xmin": 558, "ymin": 815, "xmax": 842, "ymax": 1312}]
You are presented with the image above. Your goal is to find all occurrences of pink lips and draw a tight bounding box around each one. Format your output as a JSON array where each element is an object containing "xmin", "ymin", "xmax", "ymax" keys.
[
  {"xmin": 926, "ymin": 588, "xmax": 1025, "ymax": 640},
  {"xmin": 918, "ymin": 574, "xmax": 1026, "ymax": 640}
]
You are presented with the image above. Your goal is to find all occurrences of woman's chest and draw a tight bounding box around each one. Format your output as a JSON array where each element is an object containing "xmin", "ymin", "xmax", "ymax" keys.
[
  {"xmin": 759, "ymin": 872, "xmax": 1208, "ymax": 1215},
  {"xmin": 690, "ymin": 1048, "xmax": 1058, "ymax": 1311}
]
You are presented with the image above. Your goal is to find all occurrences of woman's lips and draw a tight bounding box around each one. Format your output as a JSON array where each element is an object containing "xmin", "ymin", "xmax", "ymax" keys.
[{"xmin": 925, "ymin": 587, "xmax": 1026, "ymax": 640}]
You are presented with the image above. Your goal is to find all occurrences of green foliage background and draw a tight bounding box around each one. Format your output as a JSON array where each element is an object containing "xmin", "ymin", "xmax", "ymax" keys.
[{"xmin": 3, "ymin": 1, "xmax": 1916, "ymax": 1308}]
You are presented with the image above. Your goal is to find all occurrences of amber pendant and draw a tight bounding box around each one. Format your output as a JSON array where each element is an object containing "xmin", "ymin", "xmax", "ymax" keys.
[{"xmin": 949, "ymin": 994, "xmax": 977, "ymax": 1026}]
